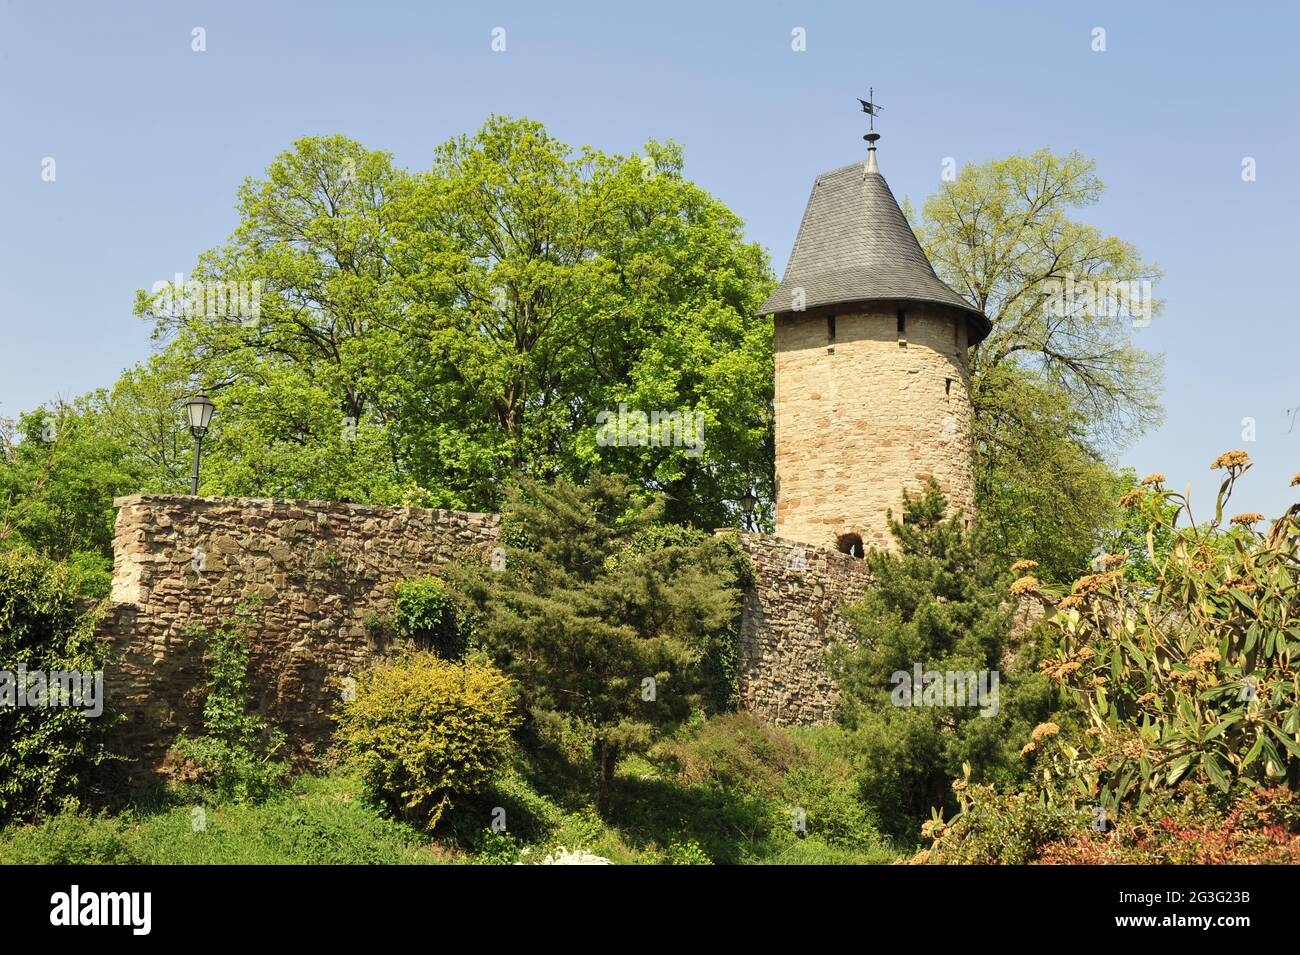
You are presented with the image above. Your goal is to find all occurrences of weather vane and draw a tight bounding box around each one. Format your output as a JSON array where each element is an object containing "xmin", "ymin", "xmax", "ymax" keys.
[{"xmin": 857, "ymin": 88, "xmax": 883, "ymax": 140}]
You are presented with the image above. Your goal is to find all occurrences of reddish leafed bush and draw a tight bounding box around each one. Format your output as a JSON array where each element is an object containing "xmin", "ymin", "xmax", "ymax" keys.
[{"xmin": 1035, "ymin": 787, "xmax": 1300, "ymax": 864}]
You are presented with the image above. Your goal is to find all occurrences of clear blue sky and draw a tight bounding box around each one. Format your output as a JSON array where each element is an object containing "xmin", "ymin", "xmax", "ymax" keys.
[{"xmin": 2, "ymin": 0, "xmax": 1297, "ymax": 516}]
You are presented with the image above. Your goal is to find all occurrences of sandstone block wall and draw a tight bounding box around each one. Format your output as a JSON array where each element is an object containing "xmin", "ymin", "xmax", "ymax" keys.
[
  {"xmin": 774, "ymin": 301, "xmax": 975, "ymax": 553},
  {"xmin": 97, "ymin": 497, "xmax": 876, "ymax": 771},
  {"xmin": 731, "ymin": 532, "xmax": 872, "ymax": 725},
  {"xmin": 98, "ymin": 494, "xmax": 500, "ymax": 768}
]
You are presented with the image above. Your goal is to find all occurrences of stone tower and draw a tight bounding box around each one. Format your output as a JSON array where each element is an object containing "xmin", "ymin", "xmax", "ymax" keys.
[{"xmin": 759, "ymin": 133, "xmax": 990, "ymax": 555}]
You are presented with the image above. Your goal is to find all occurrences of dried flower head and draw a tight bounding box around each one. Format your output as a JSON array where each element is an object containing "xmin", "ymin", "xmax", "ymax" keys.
[
  {"xmin": 1187, "ymin": 648, "xmax": 1220, "ymax": 670},
  {"xmin": 1119, "ymin": 489, "xmax": 1145, "ymax": 508},
  {"xmin": 1230, "ymin": 512, "xmax": 1264, "ymax": 527},
  {"xmin": 1031, "ymin": 722, "xmax": 1060, "ymax": 741},
  {"xmin": 1211, "ymin": 450, "xmax": 1250, "ymax": 471},
  {"xmin": 1136, "ymin": 692, "xmax": 1156, "ymax": 705},
  {"xmin": 1019, "ymin": 741, "xmax": 1037, "ymax": 757},
  {"xmin": 1057, "ymin": 594, "xmax": 1084, "ymax": 611},
  {"xmin": 1072, "ymin": 571, "xmax": 1120, "ymax": 595},
  {"xmin": 1010, "ymin": 559, "xmax": 1038, "ymax": 573},
  {"xmin": 1101, "ymin": 552, "xmax": 1127, "ymax": 569},
  {"xmin": 1139, "ymin": 473, "xmax": 1165, "ymax": 486},
  {"xmin": 1218, "ymin": 573, "xmax": 1257, "ymax": 594},
  {"xmin": 1291, "ymin": 472, "xmax": 1300, "ymax": 487},
  {"xmin": 1010, "ymin": 575, "xmax": 1040, "ymax": 596}
]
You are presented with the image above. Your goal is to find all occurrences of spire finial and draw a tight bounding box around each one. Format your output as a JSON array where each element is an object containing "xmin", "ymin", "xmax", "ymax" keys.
[{"xmin": 858, "ymin": 89, "xmax": 883, "ymax": 173}]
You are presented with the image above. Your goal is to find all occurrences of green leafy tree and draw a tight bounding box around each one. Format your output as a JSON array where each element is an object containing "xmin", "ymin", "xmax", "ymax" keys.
[
  {"xmin": 136, "ymin": 118, "xmax": 775, "ymax": 525},
  {"xmin": 973, "ymin": 363, "xmax": 1126, "ymax": 581},
  {"xmin": 911, "ymin": 149, "xmax": 1164, "ymax": 578},
  {"xmin": 0, "ymin": 399, "xmax": 140, "ymax": 576},
  {"xmin": 135, "ymin": 135, "xmax": 419, "ymax": 504},
  {"xmin": 827, "ymin": 481, "xmax": 1059, "ymax": 835},
  {"xmin": 448, "ymin": 472, "xmax": 743, "ymax": 811}
]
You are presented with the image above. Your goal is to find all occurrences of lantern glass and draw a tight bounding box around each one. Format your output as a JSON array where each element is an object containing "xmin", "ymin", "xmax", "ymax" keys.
[
  {"xmin": 185, "ymin": 395, "xmax": 216, "ymax": 434},
  {"xmin": 741, "ymin": 489, "xmax": 757, "ymax": 514}
]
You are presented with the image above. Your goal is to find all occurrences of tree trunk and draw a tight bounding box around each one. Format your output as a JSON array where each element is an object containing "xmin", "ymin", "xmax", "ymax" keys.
[{"xmin": 595, "ymin": 740, "xmax": 617, "ymax": 814}]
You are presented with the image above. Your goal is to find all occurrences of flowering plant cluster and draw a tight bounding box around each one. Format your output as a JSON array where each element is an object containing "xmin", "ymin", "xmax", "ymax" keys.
[{"xmin": 1009, "ymin": 453, "xmax": 1300, "ymax": 812}]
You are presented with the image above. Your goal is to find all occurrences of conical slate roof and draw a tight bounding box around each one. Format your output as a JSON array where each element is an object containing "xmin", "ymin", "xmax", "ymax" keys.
[{"xmin": 759, "ymin": 159, "xmax": 991, "ymax": 344}]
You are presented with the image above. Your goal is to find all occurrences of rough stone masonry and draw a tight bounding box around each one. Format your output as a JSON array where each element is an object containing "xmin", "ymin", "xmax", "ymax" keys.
[
  {"xmin": 98, "ymin": 494, "xmax": 501, "ymax": 768},
  {"xmin": 96, "ymin": 495, "xmax": 869, "ymax": 769}
]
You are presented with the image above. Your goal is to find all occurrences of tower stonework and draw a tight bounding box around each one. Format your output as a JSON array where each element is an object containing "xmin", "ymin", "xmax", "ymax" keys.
[{"xmin": 760, "ymin": 151, "xmax": 990, "ymax": 554}]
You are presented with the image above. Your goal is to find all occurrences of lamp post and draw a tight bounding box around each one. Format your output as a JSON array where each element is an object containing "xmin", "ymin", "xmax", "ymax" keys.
[
  {"xmin": 740, "ymin": 488, "xmax": 758, "ymax": 532},
  {"xmin": 184, "ymin": 394, "xmax": 216, "ymax": 495}
]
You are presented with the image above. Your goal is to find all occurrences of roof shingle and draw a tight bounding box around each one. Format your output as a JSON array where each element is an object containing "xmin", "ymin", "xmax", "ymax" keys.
[{"xmin": 759, "ymin": 160, "xmax": 990, "ymax": 344}]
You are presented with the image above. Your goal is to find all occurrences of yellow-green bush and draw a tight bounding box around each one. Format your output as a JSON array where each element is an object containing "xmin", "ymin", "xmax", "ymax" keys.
[{"xmin": 335, "ymin": 653, "xmax": 518, "ymax": 829}]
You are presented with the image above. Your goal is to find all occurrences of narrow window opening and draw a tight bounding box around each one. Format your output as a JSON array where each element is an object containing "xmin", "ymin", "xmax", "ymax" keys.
[
  {"xmin": 897, "ymin": 308, "xmax": 906, "ymax": 346},
  {"xmin": 945, "ymin": 377, "xmax": 953, "ymax": 396},
  {"xmin": 836, "ymin": 533, "xmax": 865, "ymax": 559},
  {"xmin": 827, "ymin": 314, "xmax": 836, "ymax": 353}
]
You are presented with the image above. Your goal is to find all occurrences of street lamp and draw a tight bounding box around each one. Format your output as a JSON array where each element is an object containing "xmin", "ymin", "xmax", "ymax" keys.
[
  {"xmin": 740, "ymin": 488, "xmax": 757, "ymax": 531},
  {"xmin": 184, "ymin": 394, "xmax": 216, "ymax": 495}
]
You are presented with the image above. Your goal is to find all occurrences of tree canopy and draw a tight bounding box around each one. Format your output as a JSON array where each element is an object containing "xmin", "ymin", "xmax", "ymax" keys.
[
  {"xmin": 912, "ymin": 148, "xmax": 1165, "ymax": 578},
  {"xmin": 133, "ymin": 118, "xmax": 775, "ymax": 528}
]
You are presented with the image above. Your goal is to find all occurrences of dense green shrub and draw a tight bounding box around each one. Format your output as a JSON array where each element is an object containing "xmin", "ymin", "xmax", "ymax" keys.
[
  {"xmin": 335, "ymin": 653, "xmax": 519, "ymax": 829},
  {"xmin": 445, "ymin": 473, "xmax": 744, "ymax": 811},
  {"xmin": 826, "ymin": 481, "xmax": 1064, "ymax": 836},
  {"xmin": 394, "ymin": 576, "xmax": 471, "ymax": 659},
  {"xmin": 653, "ymin": 711, "xmax": 808, "ymax": 796},
  {"xmin": 0, "ymin": 549, "xmax": 115, "ymax": 825},
  {"xmin": 165, "ymin": 608, "xmax": 288, "ymax": 803},
  {"xmin": 606, "ymin": 523, "xmax": 750, "ymax": 712}
]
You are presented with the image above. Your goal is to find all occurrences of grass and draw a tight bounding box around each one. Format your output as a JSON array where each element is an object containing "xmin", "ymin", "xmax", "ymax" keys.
[
  {"xmin": 1, "ymin": 773, "xmax": 448, "ymax": 865},
  {"xmin": 1, "ymin": 715, "xmax": 910, "ymax": 865}
]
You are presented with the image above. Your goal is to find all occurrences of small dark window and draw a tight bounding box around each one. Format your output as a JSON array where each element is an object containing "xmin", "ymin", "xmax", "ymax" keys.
[
  {"xmin": 827, "ymin": 315, "xmax": 836, "ymax": 341},
  {"xmin": 836, "ymin": 533, "xmax": 865, "ymax": 559},
  {"xmin": 945, "ymin": 377, "xmax": 952, "ymax": 395},
  {"xmin": 896, "ymin": 308, "xmax": 906, "ymax": 337}
]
